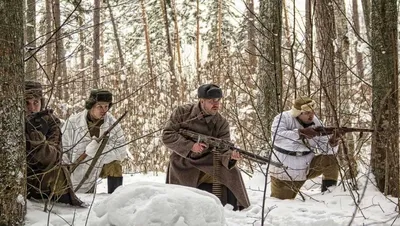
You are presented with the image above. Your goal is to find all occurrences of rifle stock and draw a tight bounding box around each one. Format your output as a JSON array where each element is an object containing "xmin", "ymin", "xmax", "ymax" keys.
[
  {"xmin": 179, "ymin": 129, "xmax": 285, "ymax": 168},
  {"xmin": 314, "ymin": 126, "xmax": 375, "ymax": 136}
]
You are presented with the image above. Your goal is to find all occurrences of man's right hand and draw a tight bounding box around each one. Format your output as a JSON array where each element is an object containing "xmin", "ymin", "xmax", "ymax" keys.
[
  {"xmin": 85, "ymin": 139, "xmax": 100, "ymax": 157},
  {"xmin": 191, "ymin": 143, "xmax": 207, "ymax": 153},
  {"xmin": 298, "ymin": 127, "xmax": 319, "ymax": 139}
]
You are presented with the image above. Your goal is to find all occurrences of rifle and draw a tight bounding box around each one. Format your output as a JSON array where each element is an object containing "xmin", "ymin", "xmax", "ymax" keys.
[
  {"xmin": 70, "ymin": 111, "xmax": 128, "ymax": 174},
  {"xmin": 179, "ymin": 129, "xmax": 286, "ymax": 168},
  {"xmin": 314, "ymin": 126, "xmax": 375, "ymax": 136}
]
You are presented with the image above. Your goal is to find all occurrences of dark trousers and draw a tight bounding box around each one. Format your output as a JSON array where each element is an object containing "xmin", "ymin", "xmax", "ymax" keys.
[{"xmin": 198, "ymin": 183, "xmax": 242, "ymax": 211}]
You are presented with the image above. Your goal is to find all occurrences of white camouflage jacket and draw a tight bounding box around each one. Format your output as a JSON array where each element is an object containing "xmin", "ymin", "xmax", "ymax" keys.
[
  {"xmin": 62, "ymin": 110, "xmax": 127, "ymax": 192},
  {"xmin": 269, "ymin": 110, "xmax": 338, "ymax": 181}
]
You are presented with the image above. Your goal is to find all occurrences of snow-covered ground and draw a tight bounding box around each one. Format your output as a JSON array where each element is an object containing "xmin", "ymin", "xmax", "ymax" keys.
[{"xmin": 25, "ymin": 169, "xmax": 399, "ymax": 226}]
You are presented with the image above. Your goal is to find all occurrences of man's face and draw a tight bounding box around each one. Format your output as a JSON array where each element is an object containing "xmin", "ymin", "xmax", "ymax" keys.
[
  {"xmin": 89, "ymin": 101, "xmax": 110, "ymax": 120},
  {"xmin": 298, "ymin": 110, "xmax": 315, "ymax": 124},
  {"xmin": 26, "ymin": 98, "xmax": 41, "ymax": 115},
  {"xmin": 200, "ymin": 98, "xmax": 221, "ymax": 115}
]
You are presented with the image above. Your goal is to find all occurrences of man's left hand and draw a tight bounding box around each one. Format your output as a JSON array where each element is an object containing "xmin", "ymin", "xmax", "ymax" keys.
[
  {"xmin": 230, "ymin": 150, "xmax": 241, "ymax": 161},
  {"xmin": 329, "ymin": 130, "xmax": 344, "ymax": 147}
]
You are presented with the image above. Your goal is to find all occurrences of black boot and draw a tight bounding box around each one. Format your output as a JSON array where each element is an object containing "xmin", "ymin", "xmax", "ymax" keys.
[
  {"xmin": 108, "ymin": 176, "xmax": 123, "ymax": 194},
  {"xmin": 321, "ymin": 179, "xmax": 337, "ymax": 192}
]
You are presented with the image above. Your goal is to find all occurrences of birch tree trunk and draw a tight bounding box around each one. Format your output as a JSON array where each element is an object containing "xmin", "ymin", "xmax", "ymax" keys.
[
  {"xmin": 370, "ymin": 0, "xmax": 399, "ymax": 198},
  {"xmin": 0, "ymin": 0, "xmax": 26, "ymax": 224}
]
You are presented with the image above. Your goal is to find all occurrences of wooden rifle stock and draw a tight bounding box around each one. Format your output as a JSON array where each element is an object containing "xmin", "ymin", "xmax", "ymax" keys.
[
  {"xmin": 179, "ymin": 129, "xmax": 286, "ymax": 168},
  {"xmin": 314, "ymin": 126, "xmax": 375, "ymax": 136}
]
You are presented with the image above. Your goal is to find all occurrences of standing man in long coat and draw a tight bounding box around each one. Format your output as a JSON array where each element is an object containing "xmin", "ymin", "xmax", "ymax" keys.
[{"xmin": 162, "ymin": 84, "xmax": 250, "ymax": 210}]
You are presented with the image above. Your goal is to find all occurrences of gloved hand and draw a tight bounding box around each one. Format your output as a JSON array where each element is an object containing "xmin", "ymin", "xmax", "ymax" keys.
[
  {"xmin": 26, "ymin": 116, "xmax": 49, "ymax": 135},
  {"xmin": 85, "ymin": 139, "xmax": 100, "ymax": 157},
  {"xmin": 27, "ymin": 131, "xmax": 46, "ymax": 149},
  {"xmin": 298, "ymin": 127, "xmax": 319, "ymax": 139},
  {"xmin": 328, "ymin": 130, "xmax": 344, "ymax": 147}
]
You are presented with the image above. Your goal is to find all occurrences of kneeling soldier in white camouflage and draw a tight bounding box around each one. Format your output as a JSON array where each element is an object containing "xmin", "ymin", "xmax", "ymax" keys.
[
  {"xmin": 62, "ymin": 89, "xmax": 128, "ymax": 193},
  {"xmin": 269, "ymin": 96, "xmax": 342, "ymax": 199}
]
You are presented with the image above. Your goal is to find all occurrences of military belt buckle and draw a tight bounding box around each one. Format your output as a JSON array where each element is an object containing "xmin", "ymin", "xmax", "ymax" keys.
[{"xmin": 296, "ymin": 152, "xmax": 303, "ymax": 157}]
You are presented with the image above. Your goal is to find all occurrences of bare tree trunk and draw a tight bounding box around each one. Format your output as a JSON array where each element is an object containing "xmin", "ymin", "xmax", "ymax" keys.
[
  {"xmin": 160, "ymin": 0, "xmax": 179, "ymax": 106},
  {"xmin": 140, "ymin": 0, "xmax": 153, "ymax": 77},
  {"xmin": 334, "ymin": 0, "xmax": 358, "ymax": 185},
  {"xmin": 26, "ymin": 0, "xmax": 37, "ymax": 80},
  {"xmin": 196, "ymin": 0, "xmax": 201, "ymax": 83},
  {"xmin": 160, "ymin": 0, "xmax": 175, "ymax": 77},
  {"xmin": 170, "ymin": 0, "xmax": 182, "ymax": 74},
  {"xmin": 304, "ymin": 0, "xmax": 313, "ymax": 95},
  {"xmin": 93, "ymin": 0, "xmax": 101, "ymax": 88},
  {"xmin": 371, "ymin": 0, "xmax": 399, "ymax": 198},
  {"xmin": 106, "ymin": 0, "xmax": 124, "ymax": 68},
  {"xmin": 247, "ymin": 0, "xmax": 256, "ymax": 75},
  {"xmin": 45, "ymin": 0, "xmax": 53, "ymax": 81},
  {"xmin": 361, "ymin": 0, "xmax": 371, "ymax": 41},
  {"xmin": 258, "ymin": 0, "xmax": 283, "ymax": 136},
  {"xmin": 352, "ymin": 0, "xmax": 365, "ymax": 79},
  {"xmin": 315, "ymin": 0, "xmax": 337, "ymax": 124},
  {"xmin": 53, "ymin": 0, "xmax": 68, "ymax": 110},
  {"xmin": 0, "ymin": 0, "xmax": 26, "ymax": 224},
  {"xmin": 282, "ymin": 0, "xmax": 296, "ymax": 97},
  {"xmin": 215, "ymin": 0, "xmax": 222, "ymax": 84},
  {"xmin": 78, "ymin": 7, "xmax": 86, "ymax": 98}
]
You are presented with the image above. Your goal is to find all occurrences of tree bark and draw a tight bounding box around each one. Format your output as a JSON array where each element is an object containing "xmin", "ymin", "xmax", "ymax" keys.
[
  {"xmin": 258, "ymin": 0, "xmax": 283, "ymax": 135},
  {"xmin": 93, "ymin": 0, "xmax": 101, "ymax": 88},
  {"xmin": 247, "ymin": 0, "xmax": 256, "ymax": 75},
  {"xmin": 0, "ymin": 0, "xmax": 26, "ymax": 224},
  {"xmin": 26, "ymin": 0, "xmax": 37, "ymax": 80},
  {"xmin": 196, "ymin": 0, "xmax": 201, "ymax": 83},
  {"xmin": 45, "ymin": 0, "xmax": 53, "ymax": 81},
  {"xmin": 304, "ymin": 0, "xmax": 314, "ymax": 95},
  {"xmin": 352, "ymin": 0, "xmax": 365, "ymax": 79},
  {"xmin": 140, "ymin": 0, "xmax": 153, "ymax": 77},
  {"xmin": 371, "ymin": 0, "xmax": 399, "ymax": 198},
  {"xmin": 315, "ymin": 0, "xmax": 337, "ymax": 124}
]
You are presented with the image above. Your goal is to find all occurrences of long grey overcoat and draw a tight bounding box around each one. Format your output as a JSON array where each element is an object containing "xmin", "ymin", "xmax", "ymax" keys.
[{"xmin": 162, "ymin": 103, "xmax": 250, "ymax": 208}]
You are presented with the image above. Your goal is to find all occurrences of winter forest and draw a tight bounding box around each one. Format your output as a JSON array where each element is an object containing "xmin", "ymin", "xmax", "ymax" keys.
[{"xmin": 1, "ymin": 0, "xmax": 400, "ymax": 225}]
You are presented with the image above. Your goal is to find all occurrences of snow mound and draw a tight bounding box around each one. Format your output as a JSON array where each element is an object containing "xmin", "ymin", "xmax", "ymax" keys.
[{"xmin": 91, "ymin": 181, "xmax": 226, "ymax": 226}]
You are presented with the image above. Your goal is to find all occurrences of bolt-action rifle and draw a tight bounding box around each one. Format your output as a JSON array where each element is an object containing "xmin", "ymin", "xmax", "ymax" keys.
[
  {"xmin": 314, "ymin": 126, "xmax": 375, "ymax": 136},
  {"xmin": 179, "ymin": 129, "xmax": 286, "ymax": 168}
]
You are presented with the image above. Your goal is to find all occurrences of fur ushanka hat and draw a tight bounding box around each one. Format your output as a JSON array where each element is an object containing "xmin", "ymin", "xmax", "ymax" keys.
[
  {"xmin": 290, "ymin": 96, "xmax": 316, "ymax": 117},
  {"xmin": 197, "ymin": 84, "xmax": 223, "ymax": 99},
  {"xmin": 85, "ymin": 89, "xmax": 113, "ymax": 110}
]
